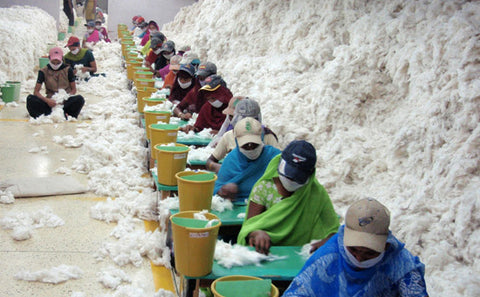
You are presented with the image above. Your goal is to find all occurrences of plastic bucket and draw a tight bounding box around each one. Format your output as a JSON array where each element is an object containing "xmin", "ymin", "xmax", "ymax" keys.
[
  {"xmin": 126, "ymin": 60, "xmax": 143, "ymax": 80},
  {"xmin": 136, "ymin": 86, "xmax": 157, "ymax": 113},
  {"xmin": 176, "ymin": 171, "xmax": 217, "ymax": 212},
  {"xmin": 155, "ymin": 144, "xmax": 190, "ymax": 186},
  {"xmin": 143, "ymin": 97, "xmax": 166, "ymax": 109},
  {"xmin": 170, "ymin": 211, "xmax": 221, "ymax": 277},
  {"xmin": 144, "ymin": 110, "xmax": 171, "ymax": 138},
  {"xmin": 1, "ymin": 84, "xmax": 16, "ymax": 103},
  {"xmin": 68, "ymin": 26, "xmax": 74, "ymax": 33},
  {"xmin": 211, "ymin": 276, "xmax": 279, "ymax": 297},
  {"xmin": 134, "ymin": 71, "xmax": 154, "ymax": 81},
  {"xmin": 39, "ymin": 57, "xmax": 49, "ymax": 69},
  {"xmin": 149, "ymin": 124, "xmax": 178, "ymax": 152},
  {"xmin": 6, "ymin": 81, "xmax": 21, "ymax": 101},
  {"xmin": 136, "ymin": 78, "xmax": 155, "ymax": 88},
  {"xmin": 57, "ymin": 32, "xmax": 66, "ymax": 41}
]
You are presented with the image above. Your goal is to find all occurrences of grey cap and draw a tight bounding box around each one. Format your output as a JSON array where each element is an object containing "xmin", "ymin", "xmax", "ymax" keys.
[
  {"xmin": 160, "ymin": 40, "xmax": 175, "ymax": 53},
  {"xmin": 196, "ymin": 62, "xmax": 217, "ymax": 77},
  {"xmin": 235, "ymin": 98, "xmax": 261, "ymax": 119},
  {"xmin": 85, "ymin": 21, "xmax": 95, "ymax": 27},
  {"xmin": 150, "ymin": 31, "xmax": 166, "ymax": 41},
  {"xmin": 150, "ymin": 38, "xmax": 163, "ymax": 48}
]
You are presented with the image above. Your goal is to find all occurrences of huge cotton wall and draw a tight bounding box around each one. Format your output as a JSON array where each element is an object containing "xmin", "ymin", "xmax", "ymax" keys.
[
  {"xmin": 0, "ymin": 6, "xmax": 57, "ymax": 85},
  {"xmin": 162, "ymin": 0, "xmax": 480, "ymax": 295}
]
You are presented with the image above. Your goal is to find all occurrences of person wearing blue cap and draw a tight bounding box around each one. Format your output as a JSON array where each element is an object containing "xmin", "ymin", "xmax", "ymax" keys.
[
  {"xmin": 237, "ymin": 140, "xmax": 340, "ymax": 255},
  {"xmin": 168, "ymin": 64, "xmax": 198, "ymax": 104}
]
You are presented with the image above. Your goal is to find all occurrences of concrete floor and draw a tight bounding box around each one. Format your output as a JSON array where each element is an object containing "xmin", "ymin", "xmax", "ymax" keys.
[{"xmin": 0, "ymin": 90, "xmax": 159, "ymax": 296}]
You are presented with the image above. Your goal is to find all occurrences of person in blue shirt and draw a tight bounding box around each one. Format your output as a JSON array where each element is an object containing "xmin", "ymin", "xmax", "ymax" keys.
[
  {"xmin": 213, "ymin": 117, "xmax": 281, "ymax": 205},
  {"xmin": 284, "ymin": 198, "xmax": 428, "ymax": 297}
]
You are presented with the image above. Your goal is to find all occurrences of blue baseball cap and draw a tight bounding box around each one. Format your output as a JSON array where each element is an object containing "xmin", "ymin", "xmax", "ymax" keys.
[{"xmin": 278, "ymin": 140, "xmax": 316, "ymax": 184}]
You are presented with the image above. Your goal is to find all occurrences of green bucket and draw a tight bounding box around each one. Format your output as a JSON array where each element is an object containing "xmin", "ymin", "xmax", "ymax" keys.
[
  {"xmin": 58, "ymin": 32, "xmax": 66, "ymax": 41},
  {"xmin": 6, "ymin": 81, "xmax": 21, "ymax": 101},
  {"xmin": 1, "ymin": 84, "xmax": 16, "ymax": 103},
  {"xmin": 68, "ymin": 26, "xmax": 74, "ymax": 33},
  {"xmin": 39, "ymin": 57, "xmax": 49, "ymax": 69}
]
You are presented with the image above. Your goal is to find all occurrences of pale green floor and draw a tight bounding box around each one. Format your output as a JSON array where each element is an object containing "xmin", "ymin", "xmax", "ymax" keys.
[{"xmin": 0, "ymin": 91, "xmax": 155, "ymax": 296}]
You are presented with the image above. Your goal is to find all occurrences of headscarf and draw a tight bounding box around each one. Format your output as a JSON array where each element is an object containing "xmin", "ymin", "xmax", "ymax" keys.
[{"xmin": 193, "ymin": 86, "xmax": 233, "ymax": 131}]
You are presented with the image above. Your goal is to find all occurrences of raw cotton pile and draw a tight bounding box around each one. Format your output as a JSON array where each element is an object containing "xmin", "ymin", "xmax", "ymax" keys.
[
  {"xmin": 0, "ymin": 6, "xmax": 56, "ymax": 84},
  {"xmin": 162, "ymin": 1, "xmax": 480, "ymax": 295},
  {"xmin": 15, "ymin": 264, "xmax": 83, "ymax": 284},
  {"xmin": 214, "ymin": 240, "xmax": 286, "ymax": 269}
]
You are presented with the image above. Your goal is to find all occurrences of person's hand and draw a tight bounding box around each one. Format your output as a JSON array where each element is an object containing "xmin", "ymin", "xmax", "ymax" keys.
[
  {"xmin": 81, "ymin": 67, "xmax": 88, "ymax": 73},
  {"xmin": 45, "ymin": 98, "xmax": 57, "ymax": 108},
  {"xmin": 73, "ymin": 68, "xmax": 78, "ymax": 75},
  {"xmin": 309, "ymin": 233, "xmax": 336, "ymax": 254},
  {"xmin": 218, "ymin": 183, "xmax": 238, "ymax": 200},
  {"xmin": 180, "ymin": 125, "xmax": 194, "ymax": 133},
  {"xmin": 181, "ymin": 112, "xmax": 192, "ymax": 120},
  {"xmin": 248, "ymin": 230, "xmax": 271, "ymax": 255}
]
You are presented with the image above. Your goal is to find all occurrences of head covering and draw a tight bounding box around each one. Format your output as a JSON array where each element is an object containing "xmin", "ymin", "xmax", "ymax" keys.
[
  {"xmin": 132, "ymin": 15, "xmax": 140, "ymax": 22},
  {"xmin": 279, "ymin": 140, "xmax": 317, "ymax": 184},
  {"xmin": 138, "ymin": 21, "xmax": 148, "ymax": 29},
  {"xmin": 160, "ymin": 40, "xmax": 175, "ymax": 53},
  {"xmin": 200, "ymin": 75, "xmax": 223, "ymax": 92},
  {"xmin": 150, "ymin": 38, "xmax": 163, "ymax": 49},
  {"xmin": 148, "ymin": 20, "xmax": 159, "ymax": 30},
  {"xmin": 85, "ymin": 21, "xmax": 95, "ymax": 28},
  {"xmin": 196, "ymin": 62, "xmax": 217, "ymax": 77},
  {"xmin": 234, "ymin": 117, "xmax": 263, "ymax": 147},
  {"xmin": 178, "ymin": 64, "xmax": 195, "ymax": 77},
  {"xmin": 150, "ymin": 31, "xmax": 166, "ymax": 41},
  {"xmin": 95, "ymin": 19, "xmax": 103, "ymax": 24},
  {"xmin": 232, "ymin": 98, "xmax": 261, "ymax": 120},
  {"xmin": 136, "ymin": 16, "xmax": 145, "ymax": 24},
  {"xmin": 65, "ymin": 36, "xmax": 80, "ymax": 47},
  {"xmin": 344, "ymin": 198, "xmax": 390, "ymax": 253},
  {"xmin": 223, "ymin": 96, "xmax": 243, "ymax": 116},
  {"xmin": 178, "ymin": 45, "xmax": 191, "ymax": 53},
  {"xmin": 169, "ymin": 55, "xmax": 182, "ymax": 71},
  {"xmin": 49, "ymin": 46, "xmax": 64, "ymax": 61},
  {"xmin": 181, "ymin": 52, "xmax": 200, "ymax": 65}
]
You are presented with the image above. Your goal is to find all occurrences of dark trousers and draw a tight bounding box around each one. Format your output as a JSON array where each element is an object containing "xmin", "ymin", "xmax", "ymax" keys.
[
  {"xmin": 26, "ymin": 94, "xmax": 85, "ymax": 119},
  {"xmin": 63, "ymin": 0, "xmax": 75, "ymax": 26}
]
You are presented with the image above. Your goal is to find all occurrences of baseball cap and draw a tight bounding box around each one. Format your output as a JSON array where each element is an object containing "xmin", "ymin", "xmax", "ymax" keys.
[
  {"xmin": 84, "ymin": 21, "xmax": 95, "ymax": 27},
  {"xmin": 178, "ymin": 64, "xmax": 195, "ymax": 77},
  {"xmin": 278, "ymin": 140, "xmax": 316, "ymax": 184},
  {"xmin": 150, "ymin": 38, "xmax": 163, "ymax": 49},
  {"xmin": 49, "ymin": 46, "xmax": 64, "ymax": 62},
  {"xmin": 151, "ymin": 31, "xmax": 166, "ymax": 41},
  {"xmin": 234, "ymin": 117, "xmax": 263, "ymax": 147},
  {"xmin": 234, "ymin": 98, "xmax": 261, "ymax": 118},
  {"xmin": 136, "ymin": 17, "xmax": 145, "ymax": 24},
  {"xmin": 65, "ymin": 36, "xmax": 80, "ymax": 47},
  {"xmin": 200, "ymin": 75, "xmax": 223, "ymax": 92},
  {"xmin": 160, "ymin": 40, "xmax": 175, "ymax": 53},
  {"xmin": 196, "ymin": 62, "xmax": 217, "ymax": 77},
  {"xmin": 223, "ymin": 96, "xmax": 244, "ymax": 116},
  {"xmin": 169, "ymin": 55, "xmax": 182, "ymax": 71},
  {"xmin": 181, "ymin": 52, "xmax": 199, "ymax": 65},
  {"xmin": 178, "ymin": 45, "xmax": 191, "ymax": 53},
  {"xmin": 344, "ymin": 198, "xmax": 390, "ymax": 253}
]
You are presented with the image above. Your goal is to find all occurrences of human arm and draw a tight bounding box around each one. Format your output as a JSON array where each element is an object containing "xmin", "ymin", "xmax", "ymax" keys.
[
  {"xmin": 83, "ymin": 60, "xmax": 97, "ymax": 73},
  {"xmin": 309, "ymin": 232, "xmax": 336, "ymax": 253},
  {"xmin": 397, "ymin": 269, "xmax": 429, "ymax": 297},
  {"xmin": 217, "ymin": 183, "xmax": 238, "ymax": 200},
  {"xmin": 246, "ymin": 200, "xmax": 269, "ymax": 254},
  {"xmin": 33, "ymin": 82, "xmax": 56, "ymax": 107},
  {"xmin": 206, "ymin": 155, "xmax": 221, "ymax": 173}
]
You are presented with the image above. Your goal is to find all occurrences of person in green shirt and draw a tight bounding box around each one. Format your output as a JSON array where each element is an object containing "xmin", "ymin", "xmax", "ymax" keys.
[
  {"xmin": 237, "ymin": 140, "xmax": 340, "ymax": 255},
  {"xmin": 63, "ymin": 36, "xmax": 97, "ymax": 76}
]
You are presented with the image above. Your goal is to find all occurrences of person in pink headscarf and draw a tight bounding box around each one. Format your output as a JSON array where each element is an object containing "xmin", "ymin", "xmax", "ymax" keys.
[
  {"xmin": 95, "ymin": 19, "xmax": 110, "ymax": 42},
  {"xmin": 140, "ymin": 20, "xmax": 159, "ymax": 46},
  {"xmin": 82, "ymin": 20, "xmax": 103, "ymax": 47}
]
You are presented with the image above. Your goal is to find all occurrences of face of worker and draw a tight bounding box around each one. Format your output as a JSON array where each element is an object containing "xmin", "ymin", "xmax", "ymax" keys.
[
  {"xmin": 68, "ymin": 45, "xmax": 80, "ymax": 55},
  {"xmin": 49, "ymin": 59, "xmax": 62, "ymax": 65},
  {"xmin": 149, "ymin": 24, "xmax": 157, "ymax": 31},
  {"xmin": 177, "ymin": 73, "xmax": 192, "ymax": 84},
  {"xmin": 346, "ymin": 246, "xmax": 382, "ymax": 262}
]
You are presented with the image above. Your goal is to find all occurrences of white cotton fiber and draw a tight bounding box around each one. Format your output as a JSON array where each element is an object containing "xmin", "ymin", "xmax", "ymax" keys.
[
  {"xmin": 97, "ymin": 266, "xmax": 131, "ymax": 289},
  {"xmin": 193, "ymin": 210, "xmax": 208, "ymax": 220},
  {"xmin": 187, "ymin": 146, "xmax": 215, "ymax": 163},
  {"xmin": 0, "ymin": 189, "xmax": 14, "ymax": 204},
  {"xmin": 53, "ymin": 135, "xmax": 83, "ymax": 148},
  {"xmin": 74, "ymin": 64, "xmax": 91, "ymax": 80},
  {"xmin": 214, "ymin": 240, "xmax": 286, "ymax": 269},
  {"xmin": 71, "ymin": 292, "xmax": 86, "ymax": 297},
  {"xmin": 15, "ymin": 264, "xmax": 83, "ymax": 284},
  {"xmin": 154, "ymin": 289, "xmax": 176, "ymax": 297},
  {"xmin": 211, "ymin": 195, "xmax": 233, "ymax": 212}
]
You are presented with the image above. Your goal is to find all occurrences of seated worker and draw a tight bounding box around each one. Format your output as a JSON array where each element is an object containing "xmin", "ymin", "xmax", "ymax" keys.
[
  {"xmin": 137, "ymin": 21, "xmax": 148, "ymax": 38},
  {"xmin": 64, "ymin": 36, "xmax": 97, "ymax": 76},
  {"xmin": 82, "ymin": 20, "xmax": 103, "ymax": 48},
  {"xmin": 140, "ymin": 20, "xmax": 159, "ymax": 46},
  {"xmin": 162, "ymin": 55, "xmax": 182, "ymax": 89},
  {"xmin": 144, "ymin": 33, "xmax": 167, "ymax": 72},
  {"xmin": 180, "ymin": 51, "xmax": 201, "ymax": 71},
  {"xmin": 95, "ymin": 19, "xmax": 110, "ymax": 42},
  {"xmin": 131, "ymin": 16, "xmax": 145, "ymax": 36},
  {"xmin": 141, "ymin": 30, "xmax": 166, "ymax": 57},
  {"xmin": 154, "ymin": 40, "xmax": 176, "ymax": 77},
  {"xmin": 26, "ymin": 47, "xmax": 85, "ymax": 119},
  {"xmin": 168, "ymin": 64, "xmax": 198, "ymax": 104},
  {"xmin": 130, "ymin": 15, "xmax": 141, "ymax": 31},
  {"xmin": 284, "ymin": 198, "xmax": 428, "ymax": 297},
  {"xmin": 213, "ymin": 117, "xmax": 281, "ymax": 205},
  {"xmin": 180, "ymin": 75, "xmax": 233, "ymax": 133},
  {"xmin": 172, "ymin": 61, "xmax": 219, "ymax": 120},
  {"xmin": 206, "ymin": 97, "xmax": 279, "ymax": 173},
  {"xmin": 237, "ymin": 140, "xmax": 340, "ymax": 255}
]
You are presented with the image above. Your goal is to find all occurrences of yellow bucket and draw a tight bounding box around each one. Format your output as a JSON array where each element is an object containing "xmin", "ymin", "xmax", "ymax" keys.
[
  {"xmin": 121, "ymin": 40, "xmax": 134, "ymax": 54},
  {"xmin": 170, "ymin": 211, "xmax": 221, "ymax": 277},
  {"xmin": 136, "ymin": 78, "xmax": 155, "ymax": 88},
  {"xmin": 134, "ymin": 71, "xmax": 153, "ymax": 81},
  {"xmin": 136, "ymin": 87, "xmax": 157, "ymax": 113},
  {"xmin": 176, "ymin": 171, "xmax": 217, "ymax": 212},
  {"xmin": 155, "ymin": 144, "xmax": 189, "ymax": 186},
  {"xmin": 149, "ymin": 123, "xmax": 179, "ymax": 154},
  {"xmin": 144, "ymin": 110, "xmax": 171, "ymax": 139},
  {"xmin": 126, "ymin": 60, "xmax": 143, "ymax": 80},
  {"xmin": 211, "ymin": 275, "xmax": 279, "ymax": 297},
  {"xmin": 143, "ymin": 97, "xmax": 166, "ymax": 110}
]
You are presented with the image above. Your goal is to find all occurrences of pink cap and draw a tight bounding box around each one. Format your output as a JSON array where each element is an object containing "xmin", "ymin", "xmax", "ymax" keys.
[{"xmin": 49, "ymin": 47, "xmax": 64, "ymax": 62}]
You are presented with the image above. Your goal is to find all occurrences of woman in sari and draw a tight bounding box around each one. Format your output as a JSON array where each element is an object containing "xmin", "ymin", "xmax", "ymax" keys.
[
  {"xmin": 213, "ymin": 118, "xmax": 281, "ymax": 205},
  {"xmin": 237, "ymin": 140, "xmax": 340, "ymax": 255}
]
